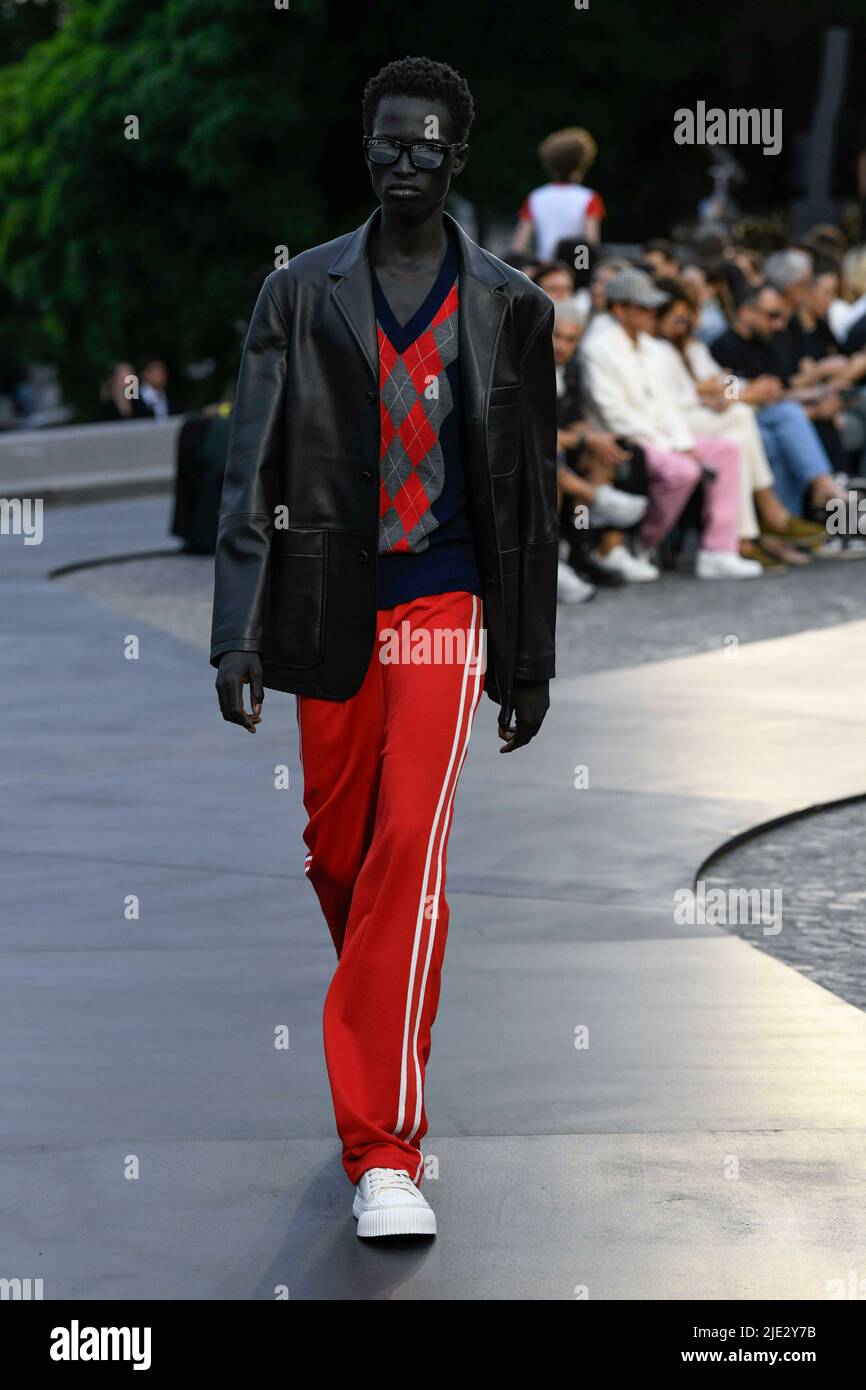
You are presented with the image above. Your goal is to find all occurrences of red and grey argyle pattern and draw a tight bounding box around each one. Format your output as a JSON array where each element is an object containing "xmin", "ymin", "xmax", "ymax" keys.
[{"xmin": 377, "ymin": 283, "xmax": 459, "ymax": 554}]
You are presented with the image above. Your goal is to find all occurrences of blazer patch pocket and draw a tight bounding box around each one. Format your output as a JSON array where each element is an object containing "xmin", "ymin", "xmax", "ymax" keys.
[
  {"xmin": 267, "ymin": 529, "xmax": 327, "ymax": 668},
  {"xmin": 487, "ymin": 394, "xmax": 521, "ymax": 477}
]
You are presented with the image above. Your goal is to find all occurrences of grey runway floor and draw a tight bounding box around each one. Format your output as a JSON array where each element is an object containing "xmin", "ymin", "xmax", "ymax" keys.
[{"xmin": 3, "ymin": 497, "xmax": 866, "ymax": 1299}]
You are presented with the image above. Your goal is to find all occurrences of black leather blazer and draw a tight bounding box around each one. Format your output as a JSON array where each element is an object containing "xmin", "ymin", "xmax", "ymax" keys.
[{"xmin": 210, "ymin": 208, "xmax": 558, "ymax": 727}]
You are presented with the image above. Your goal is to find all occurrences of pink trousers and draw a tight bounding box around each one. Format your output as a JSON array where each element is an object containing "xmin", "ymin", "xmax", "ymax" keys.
[{"xmin": 640, "ymin": 435, "xmax": 741, "ymax": 553}]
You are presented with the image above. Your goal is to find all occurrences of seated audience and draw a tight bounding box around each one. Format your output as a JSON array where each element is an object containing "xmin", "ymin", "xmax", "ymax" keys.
[
  {"xmin": 580, "ymin": 267, "xmax": 762, "ymax": 580},
  {"xmin": 552, "ymin": 301, "xmax": 651, "ymax": 592},
  {"xmin": 711, "ymin": 285, "xmax": 848, "ymax": 519},
  {"xmin": 653, "ymin": 279, "xmax": 824, "ymax": 567}
]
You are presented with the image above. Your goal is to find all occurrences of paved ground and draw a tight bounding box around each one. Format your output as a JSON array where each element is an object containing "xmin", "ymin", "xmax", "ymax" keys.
[
  {"xmin": 3, "ymin": 495, "xmax": 866, "ymax": 1300},
  {"xmin": 705, "ymin": 798, "xmax": 866, "ymax": 1011},
  {"xmin": 55, "ymin": 508, "xmax": 866, "ymax": 678}
]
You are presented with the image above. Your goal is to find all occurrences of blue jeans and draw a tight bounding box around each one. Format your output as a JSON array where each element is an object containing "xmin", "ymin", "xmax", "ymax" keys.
[{"xmin": 757, "ymin": 401, "xmax": 831, "ymax": 516}]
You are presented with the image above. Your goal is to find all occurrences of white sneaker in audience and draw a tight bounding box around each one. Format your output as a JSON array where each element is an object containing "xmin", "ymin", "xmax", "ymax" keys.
[
  {"xmin": 695, "ymin": 550, "xmax": 763, "ymax": 580},
  {"xmin": 590, "ymin": 544, "xmax": 659, "ymax": 583},
  {"xmin": 587, "ymin": 484, "xmax": 648, "ymax": 530},
  {"xmin": 558, "ymin": 561, "xmax": 596, "ymax": 604}
]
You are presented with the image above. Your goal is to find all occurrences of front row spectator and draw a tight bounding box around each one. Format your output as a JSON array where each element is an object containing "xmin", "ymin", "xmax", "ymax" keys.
[
  {"xmin": 552, "ymin": 301, "xmax": 650, "ymax": 599},
  {"xmin": 580, "ymin": 267, "xmax": 762, "ymax": 580},
  {"xmin": 712, "ymin": 286, "xmax": 848, "ymax": 519},
  {"xmin": 653, "ymin": 279, "xmax": 825, "ymax": 569}
]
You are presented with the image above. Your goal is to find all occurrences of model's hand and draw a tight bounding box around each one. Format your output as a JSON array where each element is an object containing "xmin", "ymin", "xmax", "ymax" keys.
[
  {"xmin": 216, "ymin": 651, "xmax": 264, "ymax": 733},
  {"xmin": 499, "ymin": 680, "xmax": 550, "ymax": 753}
]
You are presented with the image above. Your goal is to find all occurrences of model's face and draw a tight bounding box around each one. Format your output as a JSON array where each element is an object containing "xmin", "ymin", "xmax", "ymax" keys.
[
  {"xmin": 552, "ymin": 319, "xmax": 582, "ymax": 364},
  {"xmin": 366, "ymin": 94, "xmax": 466, "ymax": 221}
]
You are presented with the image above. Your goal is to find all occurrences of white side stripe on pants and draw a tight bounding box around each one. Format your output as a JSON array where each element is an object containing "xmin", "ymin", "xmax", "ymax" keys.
[{"xmin": 392, "ymin": 597, "xmax": 484, "ymax": 1144}]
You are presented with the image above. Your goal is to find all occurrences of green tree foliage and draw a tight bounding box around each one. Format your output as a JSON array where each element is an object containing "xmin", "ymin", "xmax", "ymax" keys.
[{"xmin": 0, "ymin": 0, "xmax": 860, "ymax": 417}]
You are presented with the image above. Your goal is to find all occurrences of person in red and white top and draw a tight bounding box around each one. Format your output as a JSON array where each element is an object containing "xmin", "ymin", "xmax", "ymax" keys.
[{"xmin": 511, "ymin": 127, "xmax": 606, "ymax": 261}]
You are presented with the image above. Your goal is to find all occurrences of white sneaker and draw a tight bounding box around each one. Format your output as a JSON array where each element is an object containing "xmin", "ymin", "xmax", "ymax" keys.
[
  {"xmin": 353, "ymin": 1167, "xmax": 436, "ymax": 1238},
  {"xmin": 587, "ymin": 484, "xmax": 649, "ymax": 530},
  {"xmin": 695, "ymin": 550, "xmax": 763, "ymax": 580},
  {"xmin": 591, "ymin": 544, "xmax": 659, "ymax": 582},
  {"xmin": 558, "ymin": 561, "xmax": 596, "ymax": 604}
]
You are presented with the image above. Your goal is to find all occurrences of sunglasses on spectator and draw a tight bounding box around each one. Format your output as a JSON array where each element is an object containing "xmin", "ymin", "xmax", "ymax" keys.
[{"xmin": 363, "ymin": 136, "xmax": 463, "ymax": 169}]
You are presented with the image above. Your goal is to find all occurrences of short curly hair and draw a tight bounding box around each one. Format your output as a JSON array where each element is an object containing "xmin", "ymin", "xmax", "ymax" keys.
[
  {"xmin": 362, "ymin": 55, "xmax": 475, "ymax": 143},
  {"xmin": 538, "ymin": 127, "xmax": 598, "ymax": 182}
]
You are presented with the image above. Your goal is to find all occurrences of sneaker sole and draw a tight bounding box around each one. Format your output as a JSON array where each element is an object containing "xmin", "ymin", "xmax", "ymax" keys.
[
  {"xmin": 353, "ymin": 1196, "xmax": 437, "ymax": 1238},
  {"xmin": 813, "ymin": 546, "xmax": 866, "ymax": 561}
]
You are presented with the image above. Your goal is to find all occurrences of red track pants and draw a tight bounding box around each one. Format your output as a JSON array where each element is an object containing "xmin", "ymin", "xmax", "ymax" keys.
[{"xmin": 296, "ymin": 590, "xmax": 486, "ymax": 1185}]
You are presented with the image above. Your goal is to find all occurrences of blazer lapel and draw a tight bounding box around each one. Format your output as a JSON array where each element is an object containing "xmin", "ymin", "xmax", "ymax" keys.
[
  {"xmin": 329, "ymin": 207, "xmax": 509, "ymax": 413},
  {"xmin": 444, "ymin": 213, "xmax": 509, "ymax": 496},
  {"xmin": 329, "ymin": 209, "xmax": 380, "ymax": 383}
]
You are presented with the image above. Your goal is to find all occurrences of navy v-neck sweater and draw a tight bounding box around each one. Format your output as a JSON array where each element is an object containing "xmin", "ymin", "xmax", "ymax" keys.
[{"xmin": 370, "ymin": 234, "xmax": 483, "ymax": 610}]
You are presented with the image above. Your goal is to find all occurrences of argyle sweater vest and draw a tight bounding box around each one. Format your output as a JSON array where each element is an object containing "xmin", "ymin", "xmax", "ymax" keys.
[{"xmin": 371, "ymin": 233, "xmax": 483, "ymax": 609}]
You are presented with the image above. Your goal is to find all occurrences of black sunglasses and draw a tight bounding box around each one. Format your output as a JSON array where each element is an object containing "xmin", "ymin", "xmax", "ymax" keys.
[{"xmin": 363, "ymin": 136, "xmax": 463, "ymax": 170}]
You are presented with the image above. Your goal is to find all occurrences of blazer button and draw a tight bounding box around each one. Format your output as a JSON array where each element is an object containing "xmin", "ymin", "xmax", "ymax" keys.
[
  {"xmin": 365, "ymin": 391, "xmax": 378, "ymax": 406},
  {"xmin": 358, "ymin": 548, "xmax": 370, "ymax": 564},
  {"xmin": 361, "ymin": 470, "xmax": 373, "ymax": 483}
]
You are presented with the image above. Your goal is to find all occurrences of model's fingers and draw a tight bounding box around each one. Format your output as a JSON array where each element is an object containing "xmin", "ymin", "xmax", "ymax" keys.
[
  {"xmin": 218, "ymin": 676, "xmax": 256, "ymax": 731},
  {"xmin": 250, "ymin": 669, "xmax": 265, "ymax": 718}
]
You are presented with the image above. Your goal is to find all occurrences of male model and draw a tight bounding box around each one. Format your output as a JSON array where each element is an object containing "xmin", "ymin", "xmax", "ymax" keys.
[{"xmin": 211, "ymin": 56, "xmax": 558, "ymax": 1238}]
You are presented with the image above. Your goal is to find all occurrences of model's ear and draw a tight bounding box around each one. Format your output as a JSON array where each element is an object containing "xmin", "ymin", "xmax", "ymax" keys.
[{"xmin": 452, "ymin": 143, "xmax": 469, "ymax": 177}]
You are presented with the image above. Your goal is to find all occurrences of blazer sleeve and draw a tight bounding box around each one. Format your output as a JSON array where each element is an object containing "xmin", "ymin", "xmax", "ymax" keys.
[
  {"xmin": 514, "ymin": 299, "xmax": 558, "ymax": 684},
  {"xmin": 209, "ymin": 272, "xmax": 290, "ymax": 667}
]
